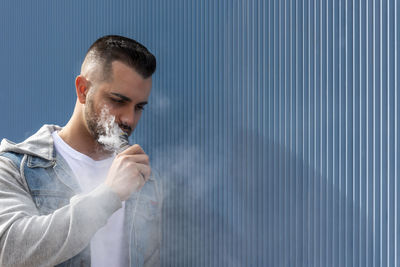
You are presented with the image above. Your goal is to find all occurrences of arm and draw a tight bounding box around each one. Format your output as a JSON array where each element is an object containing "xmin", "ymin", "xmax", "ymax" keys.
[{"xmin": 0, "ymin": 156, "xmax": 122, "ymax": 266}]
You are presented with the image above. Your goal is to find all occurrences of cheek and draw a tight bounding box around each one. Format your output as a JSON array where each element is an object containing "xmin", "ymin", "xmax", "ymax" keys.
[
  {"xmin": 96, "ymin": 100, "xmax": 117, "ymax": 115},
  {"xmin": 87, "ymin": 94, "xmax": 103, "ymax": 113},
  {"xmin": 105, "ymin": 104, "xmax": 125, "ymax": 123},
  {"xmin": 103, "ymin": 103, "xmax": 116, "ymax": 113},
  {"xmin": 89, "ymin": 103, "xmax": 118, "ymax": 125},
  {"xmin": 103, "ymin": 98, "xmax": 126, "ymax": 114}
]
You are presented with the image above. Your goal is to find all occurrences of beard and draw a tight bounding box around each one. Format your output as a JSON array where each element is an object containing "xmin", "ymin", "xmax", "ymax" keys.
[
  {"xmin": 84, "ymin": 93, "xmax": 104, "ymax": 142},
  {"xmin": 84, "ymin": 94, "xmax": 129, "ymax": 153}
]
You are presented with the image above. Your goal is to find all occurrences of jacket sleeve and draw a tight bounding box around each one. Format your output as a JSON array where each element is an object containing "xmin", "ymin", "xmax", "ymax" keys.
[{"xmin": 0, "ymin": 156, "xmax": 122, "ymax": 267}]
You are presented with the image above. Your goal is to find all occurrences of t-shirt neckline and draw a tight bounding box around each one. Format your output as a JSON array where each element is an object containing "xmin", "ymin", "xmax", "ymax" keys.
[{"xmin": 52, "ymin": 131, "xmax": 114, "ymax": 166}]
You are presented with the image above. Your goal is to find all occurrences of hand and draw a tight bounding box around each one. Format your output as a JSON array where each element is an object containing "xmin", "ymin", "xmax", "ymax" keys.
[{"xmin": 104, "ymin": 144, "xmax": 151, "ymax": 201}]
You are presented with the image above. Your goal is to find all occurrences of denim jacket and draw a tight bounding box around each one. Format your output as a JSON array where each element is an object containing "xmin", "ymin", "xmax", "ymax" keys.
[{"xmin": 0, "ymin": 125, "xmax": 162, "ymax": 267}]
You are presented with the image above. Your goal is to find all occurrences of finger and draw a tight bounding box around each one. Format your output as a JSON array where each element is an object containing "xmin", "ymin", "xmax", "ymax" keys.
[
  {"xmin": 134, "ymin": 163, "xmax": 151, "ymax": 181},
  {"xmin": 120, "ymin": 154, "xmax": 150, "ymax": 165},
  {"xmin": 119, "ymin": 144, "xmax": 145, "ymax": 156}
]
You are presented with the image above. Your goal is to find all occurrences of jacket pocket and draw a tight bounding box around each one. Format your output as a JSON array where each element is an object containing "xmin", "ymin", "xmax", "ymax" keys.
[{"xmin": 135, "ymin": 195, "xmax": 161, "ymax": 221}]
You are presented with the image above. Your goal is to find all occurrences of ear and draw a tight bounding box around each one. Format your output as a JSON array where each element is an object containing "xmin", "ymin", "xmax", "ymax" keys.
[{"xmin": 75, "ymin": 75, "xmax": 90, "ymax": 104}]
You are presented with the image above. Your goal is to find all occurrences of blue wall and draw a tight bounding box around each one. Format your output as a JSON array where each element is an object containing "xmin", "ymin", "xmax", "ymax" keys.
[{"xmin": 0, "ymin": 1, "xmax": 398, "ymax": 266}]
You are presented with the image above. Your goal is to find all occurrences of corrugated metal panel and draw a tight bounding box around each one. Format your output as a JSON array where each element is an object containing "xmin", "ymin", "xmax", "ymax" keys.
[{"xmin": 0, "ymin": 0, "xmax": 398, "ymax": 266}]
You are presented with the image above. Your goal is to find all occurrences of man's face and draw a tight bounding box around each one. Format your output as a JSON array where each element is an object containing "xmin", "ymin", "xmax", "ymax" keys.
[{"xmin": 84, "ymin": 61, "xmax": 152, "ymax": 148}]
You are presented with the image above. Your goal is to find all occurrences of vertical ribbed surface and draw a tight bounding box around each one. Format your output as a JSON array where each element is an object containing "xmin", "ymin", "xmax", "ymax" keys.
[{"xmin": 0, "ymin": 0, "xmax": 398, "ymax": 266}]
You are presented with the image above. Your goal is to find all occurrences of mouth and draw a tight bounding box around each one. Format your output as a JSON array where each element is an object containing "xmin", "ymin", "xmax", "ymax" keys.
[
  {"xmin": 95, "ymin": 106, "xmax": 132, "ymax": 153},
  {"xmin": 118, "ymin": 124, "xmax": 132, "ymax": 136}
]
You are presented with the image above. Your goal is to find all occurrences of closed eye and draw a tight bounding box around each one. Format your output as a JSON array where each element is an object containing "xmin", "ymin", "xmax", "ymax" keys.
[
  {"xmin": 111, "ymin": 98, "xmax": 125, "ymax": 104},
  {"xmin": 135, "ymin": 105, "xmax": 145, "ymax": 111}
]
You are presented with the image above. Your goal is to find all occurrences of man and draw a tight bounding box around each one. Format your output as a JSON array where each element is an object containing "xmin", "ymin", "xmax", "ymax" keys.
[{"xmin": 0, "ymin": 35, "xmax": 162, "ymax": 266}]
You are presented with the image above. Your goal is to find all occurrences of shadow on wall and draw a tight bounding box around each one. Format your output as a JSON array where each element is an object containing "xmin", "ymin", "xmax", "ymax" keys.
[{"xmin": 156, "ymin": 128, "xmax": 363, "ymax": 267}]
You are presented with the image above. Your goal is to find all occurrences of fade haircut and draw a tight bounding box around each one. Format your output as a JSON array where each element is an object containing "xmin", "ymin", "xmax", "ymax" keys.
[{"xmin": 83, "ymin": 35, "xmax": 156, "ymax": 82}]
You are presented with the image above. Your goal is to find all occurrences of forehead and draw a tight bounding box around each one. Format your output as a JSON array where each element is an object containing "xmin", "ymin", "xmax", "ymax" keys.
[{"xmin": 102, "ymin": 61, "xmax": 152, "ymax": 98}]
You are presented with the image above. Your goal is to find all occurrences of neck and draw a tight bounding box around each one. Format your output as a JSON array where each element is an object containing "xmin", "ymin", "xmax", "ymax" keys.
[{"xmin": 58, "ymin": 105, "xmax": 113, "ymax": 161}]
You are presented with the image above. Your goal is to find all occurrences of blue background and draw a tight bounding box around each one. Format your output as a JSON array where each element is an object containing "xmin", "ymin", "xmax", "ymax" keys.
[{"xmin": 0, "ymin": 1, "xmax": 399, "ymax": 266}]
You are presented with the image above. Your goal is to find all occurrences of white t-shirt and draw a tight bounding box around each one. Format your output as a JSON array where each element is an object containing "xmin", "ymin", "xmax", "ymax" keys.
[{"xmin": 52, "ymin": 131, "xmax": 128, "ymax": 267}]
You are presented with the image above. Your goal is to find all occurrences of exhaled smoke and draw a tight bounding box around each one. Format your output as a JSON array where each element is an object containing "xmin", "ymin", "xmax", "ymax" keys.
[{"xmin": 96, "ymin": 106, "xmax": 128, "ymax": 153}]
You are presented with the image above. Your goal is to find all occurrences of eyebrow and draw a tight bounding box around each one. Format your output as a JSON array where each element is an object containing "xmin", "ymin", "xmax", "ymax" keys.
[
  {"xmin": 110, "ymin": 92, "xmax": 131, "ymax": 102},
  {"xmin": 110, "ymin": 92, "xmax": 148, "ymax": 106}
]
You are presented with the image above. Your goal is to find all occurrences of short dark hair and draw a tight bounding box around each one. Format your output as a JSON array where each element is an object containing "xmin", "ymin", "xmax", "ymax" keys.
[{"xmin": 84, "ymin": 35, "xmax": 156, "ymax": 80}]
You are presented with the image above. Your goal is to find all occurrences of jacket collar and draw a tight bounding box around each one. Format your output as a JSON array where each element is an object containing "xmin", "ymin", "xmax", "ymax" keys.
[
  {"xmin": 0, "ymin": 124, "xmax": 83, "ymax": 192},
  {"xmin": 0, "ymin": 124, "xmax": 61, "ymax": 162}
]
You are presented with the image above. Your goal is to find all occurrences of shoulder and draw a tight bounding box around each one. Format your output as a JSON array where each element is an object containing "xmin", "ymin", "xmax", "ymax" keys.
[
  {"xmin": 0, "ymin": 152, "xmax": 24, "ymax": 175},
  {"xmin": 0, "ymin": 152, "xmax": 30, "ymax": 193}
]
